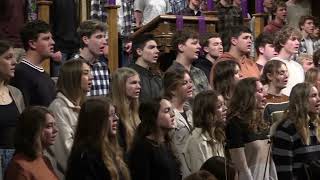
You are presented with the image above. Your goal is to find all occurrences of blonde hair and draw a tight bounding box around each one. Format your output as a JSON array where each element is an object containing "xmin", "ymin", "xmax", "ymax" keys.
[
  {"xmin": 297, "ymin": 53, "xmax": 313, "ymax": 65},
  {"xmin": 111, "ymin": 67, "xmax": 140, "ymax": 151}
]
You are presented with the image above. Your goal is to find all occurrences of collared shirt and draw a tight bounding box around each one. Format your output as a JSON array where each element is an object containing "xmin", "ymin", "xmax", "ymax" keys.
[
  {"xmin": 299, "ymin": 37, "xmax": 320, "ymax": 55},
  {"xmin": 179, "ymin": 6, "xmax": 201, "ymax": 16},
  {"xmin": 90, "ymin": 0, "xmax": 134, "ymax": 38},
  {"xmin": 168, "ymin": 0, "xmax": 186, "ymax": 14},
  {"xmin": 168, "ymin": 61, "xmax": 210, "ymax": 95},
  {"xmin": 74, "ymin": 54, "xmax": 110, "ymax": 96},
  {"xmin": 218, "ymin": 52, "xmax": 260, "ymax": 79}
]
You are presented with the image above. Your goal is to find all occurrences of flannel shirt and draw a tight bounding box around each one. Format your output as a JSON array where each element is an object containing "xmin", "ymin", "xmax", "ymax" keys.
[
  {"xmin": 74, "ymin": 54, "xmax": 111, "ymax": 96},
  {"xmin": 168, "ymin": 0, "xmax": 187, "ymax": 14},
  {"xmin": 168, "ymin": 61, "xmax": 210, "ymax": 96},
  {"xmin": 215, "ymin": 2, "xmax": 243, "ymax": 33},
  {"xmin": 299, "ymin": 37, "xmax": 320, "ymax": 55},
  {"xmin": 90, "ymin": 0, "xmax": 134, "ymax": 38}
]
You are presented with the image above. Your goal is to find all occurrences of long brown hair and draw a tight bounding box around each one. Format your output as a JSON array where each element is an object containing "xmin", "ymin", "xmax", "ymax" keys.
[
  {"xmin": 15, "ymin": 106, "xmax": 53, "ymax": 160},
  {"xmin": 57, "ymin": 58, "xmax": 88, "ymax": 105},
  {"xmin": 210, "ymin": 60, "xmax": 240, "ymax": 101},
  {"xmin": 286, "ymin": 83, "xmax": 320, "ymax": 145},
  {"xmin": 70, "ymin": 97, "xmax": 130, "ymax": 180},
  {"xmin": 228, "ymin": 78, "xmax": 268, "ymax": 132},
  {"xmin": 193, "ymin": 90, "xmax": 225, "ymax": 144},
  {"xmin": 111, "ymin": 67, "xmax": 140, "ymax": 151}
]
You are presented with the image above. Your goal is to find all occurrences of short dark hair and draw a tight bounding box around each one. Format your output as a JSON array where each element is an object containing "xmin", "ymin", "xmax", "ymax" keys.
[
  {"xmin": 171, "ymin": 31, "xmax": 199, "ymax": 52},
  {"xmin": 224, "ymin": 26, "xmax": 251, "ymax": 52},
  {"xmin": 255, "ymin": 32, "xmax": 274, "ymax": 55},
  {"xmin": 299, "ymin": 15, "xmax": 315, "ymax": 30},
  {"xmin": 199, "ymin": 32, "xmax": 221, "ymax": 48},
  {"xmin": 77, "ymin": 20, "xmax": 107, "ymax": 48},
  {"xmin": 132, "ymin": 34, "xmax": 156, "ymax": 59},
  {"xmin": 20, "ymin": 20, "xmax": 51, "ymax": 51},
  {"xmin": 15, "ymin": 106, "xmax": 53, "ymax": 160}
]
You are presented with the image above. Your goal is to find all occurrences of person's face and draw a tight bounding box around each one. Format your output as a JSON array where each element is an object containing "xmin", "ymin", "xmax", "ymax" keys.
[
  {"xmin": 204, "ymin": 37, "xmax": 223, "ymax": 59},
  {"xmin": 215, "ymin": 95, "xmax": 228, "ymax": 122},
  {"xmin": 190, "ymin": 0, "xmax": 202, "ymax": 8},
  {"xmin": 138, "ymin": 40, "xmax": 159, "ymax": 65},
  {"xmin": 260, "ymin": 43, "xmax": 278, "ymax": 60},
  {"xmin": 308, "ymin": 86, "xmax": 320, "ymax": 114},
  {"xmin": 263, "ymin": 0, "xmax": 273, "ymax": 9},
  {"xmin": 125, "ymin": 74, "xmax": 141, "ymax": 99},
  {"xmin": 83, "ymin": 30, "xmax": 107, "ymax": 57},
  {"xmin": 157, "ymin": 99, "xmax": 176, "ymax": 130},
  {"xmin": 80, "ymin": 63, "xmax": 93, "ymax": 92},
  {"xmin": 301, "ymin": 19, "xmax": 315, "ymax": 35},
  {"xmin": 108, "ymin": 105, "xmax": 119, "ymax": 136},
  {"xmin": 301, "ymin": 58, "xmax": 314, "ymax": 72},
  {"xmin": 275, "ymin": 6, "xmax": 287, "ymax": 21},
  {"xmin": 313, "ymin": 27, "xmax": 320, "ymax": 38},
  {"xmin": 0, "ymin": 48, "xmax": 17, "ymax": 80},
  {"xmin": 269, "ymin": 64, "xmax": 288, "ymax": 90},
  {"xmin": 175, "ymin": 73, "xmax": 193, "ymax": 101},
  {"xmin": 30, "ymin": 32, "xmax": 55, "ymax": 59},
  {"xmin": 255, "ymin": 81, "xmax": 266, "ymax": 109},
  {"xmin": 234, "ymin": 65, "xmax": 243, "ymax": 81},
  {"xmin": 41, "ymin": 113, "xmax": 58, "ymax": 148},
  {"xmin": 179, "ymin": 38, "xmax": 201, "ymax": 61},
  {"xmin": 283, "ymin": 35, "xmax": 300, "ymax": 55},
  {"xmin": 232, "ymin": 32, "xmax": 252, "ymax": 54}
]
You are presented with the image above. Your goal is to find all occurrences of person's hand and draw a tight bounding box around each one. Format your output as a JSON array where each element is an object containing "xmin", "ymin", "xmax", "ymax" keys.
[
  {"xmin": 125, "ymin": 41, "xmax": 132, "ymax": 54},
  {"xmin": 51, "ymin": 51, "xmax": 62, "ymax": 63}
]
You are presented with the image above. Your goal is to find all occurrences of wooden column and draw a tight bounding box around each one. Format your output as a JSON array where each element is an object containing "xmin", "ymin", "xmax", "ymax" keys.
[
  {"xmin": 80, "ymin": 0, "xmax": 88, "ymax": 22},
  {"xmin": 253, "ymin": 13, "xmax": 266, "ymax": 38},
  {"xmin": 37, "ymin": 0, "xmax": 52, "ymax": 74},
  {"xmin": 105, "ymin": 5, "xmax": 120, "ymax": 73}
]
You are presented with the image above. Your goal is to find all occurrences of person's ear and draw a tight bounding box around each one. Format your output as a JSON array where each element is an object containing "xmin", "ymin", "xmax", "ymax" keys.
[
  {"xmin": 82, "ymin": 36, "xmax": 90, "ymax": 46},
  {"xmin": 231, "ymin": 37, "xmax": 238, "ymax": 46},
  {"xmin": 136, "ymin": 48, "xmax": 143, "ymax": 56}
]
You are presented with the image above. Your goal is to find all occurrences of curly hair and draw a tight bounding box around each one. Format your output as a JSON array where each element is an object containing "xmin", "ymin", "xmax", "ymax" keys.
[
  {"xmin": 228, "ymin": 78, "xmax": 268, "ymax": 132},
  {"xmin": 273, "ymin": 26, "xmax": 302, "ymax": 53},
  {"xmin": 193, "ymin": 90, "xmax": 226, "ymax": 144}
]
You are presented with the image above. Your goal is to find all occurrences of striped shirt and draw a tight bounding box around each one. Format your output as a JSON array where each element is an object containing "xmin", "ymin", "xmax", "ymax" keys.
[
  {"xmin": 272, "ymin": 119, "xmax": 320, "ymax": 179},
  {"xmin": 263, "ymin": 94, "xmax": 289, "ymax": 124}
]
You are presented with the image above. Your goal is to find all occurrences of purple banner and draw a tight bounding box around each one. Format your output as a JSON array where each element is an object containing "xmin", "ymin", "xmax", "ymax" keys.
[
  {"xmin": 176, "ymin": 15, "xmax": 184, "ymax": 31},
  {"xmin": 207, "ymin": 0, "xmax": 215, "ymax": 11},
  {"xmin": 109, "ymin": 0, "xmax": 115, "ymax": 5},
  {"xmin": 198, "ymin": 16, "xmax": 206, "ymax": 34},
  {"xmin": 241, "ymin": 0, "xmax": 248, "ymax": 18},
  {"xmin": 255, "ymin": 0, "xmax": 264, "ymax": 13}
]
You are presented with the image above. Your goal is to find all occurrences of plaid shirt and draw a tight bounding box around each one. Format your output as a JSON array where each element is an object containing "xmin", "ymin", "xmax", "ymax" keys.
[
  {"xmin": 168, "ymin": 0, "xmax": 187, "ymax": 14},
  {"xmin": 168, "ymin": 61, "xmax": 210, "ymax": 96},
  {"xmin": 215, "ymin": 2, "xmax": 243, "ymax": 33},
  {"xmin": 74, "ymin": 54, "xmax": 111, "ymax": 96},
  {"xmin": 90, "ymin": 0, "xmax": 134, "ymax": 38},
  {"xmin": 299, "ymin": 37, "xmax": 320, "ymax": 55}
]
